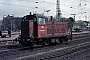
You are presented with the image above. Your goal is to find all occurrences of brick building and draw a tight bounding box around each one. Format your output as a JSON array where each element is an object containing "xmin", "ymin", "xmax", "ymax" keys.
[{"xmin": 2, "ymin": 15, "xmax": 22, "ymax": 31}]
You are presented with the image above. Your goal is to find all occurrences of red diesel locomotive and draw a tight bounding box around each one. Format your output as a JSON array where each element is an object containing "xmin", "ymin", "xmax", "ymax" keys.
[{"xmin": 16, "ymin": 13, "xmax": 69, "ymax": 46}]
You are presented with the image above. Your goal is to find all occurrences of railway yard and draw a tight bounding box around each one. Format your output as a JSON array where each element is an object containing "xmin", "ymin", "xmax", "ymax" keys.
[
  {"xmin": 0, "ymin": 0, "xmax": 90, "ymax": 60},
  {"xmin": 0, "ymin": 31, "xmax": 90, "ymax": 60}
]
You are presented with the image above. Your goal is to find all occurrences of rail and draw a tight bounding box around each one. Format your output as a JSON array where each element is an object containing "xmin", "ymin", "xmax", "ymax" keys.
[
  {"xmin": 12, "ymin": 42, "xmax": 90, "ymax": 60},
  {"xmin": 0, "ymin": 32, "xmax": 90, "ymax": 46},
  {"xmin": 0, "ymin": 32, "xmax": 90, "ymax": 60},
  {"xmin": 0, "ymin": 39, "xmax": 18, "ymax": 46}
]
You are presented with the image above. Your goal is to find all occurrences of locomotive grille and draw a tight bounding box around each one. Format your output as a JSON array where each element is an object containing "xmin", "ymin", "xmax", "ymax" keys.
[{"xmin": 21, "ymin": 21, "xmax": 30, "ymax": 37}]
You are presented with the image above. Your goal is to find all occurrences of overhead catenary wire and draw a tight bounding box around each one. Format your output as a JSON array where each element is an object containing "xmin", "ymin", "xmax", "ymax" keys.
[
  {"xmin": 0, "ymin": 2, "xmax": 47, "ymax": 14},
  {"xmin": 0, "ymin": 0, "xmax": 81, "ymax": 11},
  {"xmin": 0, "ymin": 0, "xmax": 89, "ymax": 19},
  {"xmin": 0, "ymin": 2, "xmax": 54, "ymax": 11},
  {"xmin": 0, "ymin": 3, "xmax": 34, "ymax": 9}
]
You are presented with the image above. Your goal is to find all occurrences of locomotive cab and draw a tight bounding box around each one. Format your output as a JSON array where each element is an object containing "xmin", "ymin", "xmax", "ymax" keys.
[
  {"xmin": 38, "ymin": 17, "xmax": 47, "ymax": 38},
  {"xmin": 21, "ymin": 14, "xmax": 47, "ymax": 38},
  {"xmin": 16, "ymin": 13, "xmax": 47, "ymax": 46}
]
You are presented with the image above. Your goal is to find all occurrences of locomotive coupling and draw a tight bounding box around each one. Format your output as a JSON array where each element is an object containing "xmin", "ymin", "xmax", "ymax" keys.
[{"xmin": 15, "ymin": 37, "xmax": 18, "ymax": 42}]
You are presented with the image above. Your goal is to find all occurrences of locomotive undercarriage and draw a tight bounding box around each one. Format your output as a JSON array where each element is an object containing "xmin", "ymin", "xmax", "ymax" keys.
[{"xmin": 15, "ymin": 36, "xmax": 68, "ymax": 47}]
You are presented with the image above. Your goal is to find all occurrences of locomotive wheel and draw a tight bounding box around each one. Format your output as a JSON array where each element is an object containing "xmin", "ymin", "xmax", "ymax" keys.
[
  {"xmin": 64, "ymin": 38, "xmax": 68, "ymax": 42},
  {"xmin": 30, "ymin": 39, "xmax": 34, "ymax": 48},
  {"xmin": 44, "ymin": 41, "xmax": 49, "ymax": 45},
  {"xmin": 20, "ymin": 41, "xmax": 27, "ymax": 46},
  {"xmin": 64, "ymin": 38, "xmax": 68, "ymax": 45},
  {"xmin": 46, "ymin": 39, "xmax": 51, "ymax": 45},
  {"xmin": 59, "ymin": 38, "xmax": 63, "ymax": 44},
  {"xmin": 55, "ymin": 38, "xmax": 59, "ymax": 44},
  {"xmin": 40, "ymin": 41, "xmax": 46, "ymax": 47},
  {"xmin": 30, "ymin": 42, "xmax": 34, "ymax": 48},
  {"xmin": 39, "ymin": 39, "xmax": 43, "ymax": 46},
  {"xmin": 42, "ymin": 39, "xmax": 50, "ymax": 45}
]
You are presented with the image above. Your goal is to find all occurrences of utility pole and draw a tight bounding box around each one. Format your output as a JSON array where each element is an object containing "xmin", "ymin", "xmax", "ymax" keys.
[
  {"xmin": 3, "ymin": 15, "xmax": 6, "ymax": 31},
  {"xmin": 69, "ymin": 17, "xmax": 74, "ymax": 40},
  {"xmin": 80, "ymin": 0, "xmax": 82, "ymax": 20},
  {"xmin": 71, "ymin": 14, "xmax": 76, "ymax": 21},
  {"xmin": 56, "ymin": 0, "xmax": 62, "ymax": 21},
  {"xmin": 71, "ymin": 14, "xmax": 76, "ymax": 31},
  {"xmin": 51, "ymin": 16, "xmax": 54, "ymax": 35},
  {"xmin": 13, "ymin": 19, "xmax": 15, "ymax": 31},
  {"xmin": 10, "ymin": 14, "xmax": 14, "ymax": 32}
]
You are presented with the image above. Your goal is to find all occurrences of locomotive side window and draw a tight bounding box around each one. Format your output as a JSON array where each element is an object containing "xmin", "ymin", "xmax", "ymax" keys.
[
  {"xmin": 38, "ymin": 18, "xmax": 46, "ymax": 24},
  {"xmin": 34, "ymin": 18, "xmax": 36, "ymax": 22}
]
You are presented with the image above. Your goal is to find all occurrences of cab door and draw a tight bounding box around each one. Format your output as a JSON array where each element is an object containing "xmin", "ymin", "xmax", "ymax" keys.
[
  {"xmin": 38, "ymin": 17, "xmax": 47, "ymax": 38},
  {"xmin": 33, "ymin": 17, "xmax": 38, "ymax": 38}
]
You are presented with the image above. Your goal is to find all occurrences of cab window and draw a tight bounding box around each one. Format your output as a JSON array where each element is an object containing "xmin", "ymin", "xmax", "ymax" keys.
[{"xmin": 38, "ymin": 18, "xmax": 46, "ymax": 24}]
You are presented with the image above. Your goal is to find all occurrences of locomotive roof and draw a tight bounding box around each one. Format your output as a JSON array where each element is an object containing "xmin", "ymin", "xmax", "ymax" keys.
[
  {"xmin": 22, "ymin": 14, "xmax": 47, "ymax": 21},
  {"xmin": 22, "ymin": 15, "xmax": 34, "ymax": 20}
]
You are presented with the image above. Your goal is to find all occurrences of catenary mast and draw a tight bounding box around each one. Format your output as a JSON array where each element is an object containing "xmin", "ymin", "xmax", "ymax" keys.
[{"xmin": 56, "ymin": 0, "xmax": 62, "ymax": 21}]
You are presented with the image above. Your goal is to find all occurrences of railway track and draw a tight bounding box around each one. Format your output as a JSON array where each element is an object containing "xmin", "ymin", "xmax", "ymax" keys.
[
  {"xmin": 0, "ymin": 32, "xmax": 89, "ymax": 60},
  {"xmin": 39, "ymin": 42, "xmax": 90, "ymax": 60},
  {"xmin": 0, "ymin": 32, "xmax": 90, "ymax": 46},
  {"xmin": 11, "ymin": 38, "xmax": 90, "ymax": 60},
  {"xmin": 17, "ymin": 42, "xmax": 90, "ymax": 60},
  {"xmin": 0, "ymin": 32, "xmax": 90, "ymax": 50},
  {"xmin": 0, "ymin": 40, "xmax": 18, "ymax": 46},
  {"xmin": 72, "ymin": 33, "xmax": 90, "ymax": 38}
]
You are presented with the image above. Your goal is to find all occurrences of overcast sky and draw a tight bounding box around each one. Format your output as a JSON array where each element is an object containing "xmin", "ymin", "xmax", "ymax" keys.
[{"xmin": 0, "ymin": 0, "xmax": 90, "ymax": 21}]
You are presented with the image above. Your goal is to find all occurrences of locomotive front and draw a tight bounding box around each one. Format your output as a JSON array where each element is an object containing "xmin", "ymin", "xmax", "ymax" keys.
[{"xmin": 15, "ymin": 13, "xmax": 47, "ymax": 46}]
